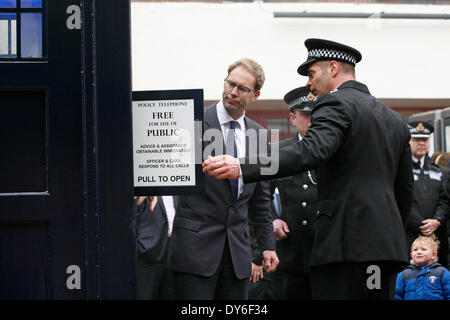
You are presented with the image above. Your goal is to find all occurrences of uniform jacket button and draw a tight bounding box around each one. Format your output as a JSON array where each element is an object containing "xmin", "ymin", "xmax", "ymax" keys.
[
  {"xmin": 302, "ymin": 220, "xmax": 308, "ymax": 226},
  {"xmin": 302, "ymin": 184, "xmax": 308, "ymax": 190}
]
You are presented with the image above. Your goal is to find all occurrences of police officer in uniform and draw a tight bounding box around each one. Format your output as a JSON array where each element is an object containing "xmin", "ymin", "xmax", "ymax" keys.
[
  {"xmin": 203, "ymin": 38, "xmax": 414, "ymax": 300},
  {"xmin": 270, "ymin": 87, "xmax": 317, "ymax": 300},
  {"xmin": 407, "ymin": 122, "xmax": 449, "ymax": 268}
]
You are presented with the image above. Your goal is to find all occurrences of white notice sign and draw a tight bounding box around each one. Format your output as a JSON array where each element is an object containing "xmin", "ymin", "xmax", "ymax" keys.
[{"xmin": 133, "ymin": 99, "xmax": 196, "ymax": 187}]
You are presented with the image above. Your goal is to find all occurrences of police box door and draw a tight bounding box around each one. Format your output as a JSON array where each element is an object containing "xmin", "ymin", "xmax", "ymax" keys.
[{"xmin": 0, "ymin": 0, "xmax": 135, "ymax": 299}]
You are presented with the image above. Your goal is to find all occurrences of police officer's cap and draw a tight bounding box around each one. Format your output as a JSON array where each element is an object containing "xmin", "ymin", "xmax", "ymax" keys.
[
  {"xmin": 298, "ymin": 38, "xmax": 362, "ymax": 76},
  {"xmin": 284, "ymin": 86, "xmax": 316, "ymax": 112},
  {"xmin": 408, "ymin": 121, "xmax": 434, "ymax": 138}
]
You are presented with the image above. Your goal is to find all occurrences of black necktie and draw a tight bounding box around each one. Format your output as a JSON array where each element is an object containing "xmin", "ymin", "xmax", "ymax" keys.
[
  {"xmin": 416, "ymin": 160, "xmax": 423, "ymax": 171},
  {"xmin": 415, "ymin": 160, "xmax": 425, "ymax": 177},
  {"xmin": 226, "ymin": 120, "xmax": 239, "ymax": 201}
]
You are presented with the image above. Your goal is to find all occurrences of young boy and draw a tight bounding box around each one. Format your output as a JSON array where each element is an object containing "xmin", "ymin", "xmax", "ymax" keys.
[{"xmin": 395, "ymin": 236, "xmax": 450, "ymax": 300}]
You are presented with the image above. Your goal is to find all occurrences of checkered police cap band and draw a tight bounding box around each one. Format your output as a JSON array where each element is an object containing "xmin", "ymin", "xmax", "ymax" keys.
[
  {"xmin": 309, "ymin": 48, "xmax": 358, "ymax": 65},
  {"xmin": 288, "ymin": 95, "xmax": 316, "ymax": 110}
]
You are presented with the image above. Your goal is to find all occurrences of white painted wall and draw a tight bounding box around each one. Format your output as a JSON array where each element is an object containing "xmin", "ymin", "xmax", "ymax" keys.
[
  {"xmin": 131, "ymin": 2, "xmax": 450, "ymax": 101},
  {"xmin": 0, "ymin": 20, "xmax": 16, "ymax": 55}
]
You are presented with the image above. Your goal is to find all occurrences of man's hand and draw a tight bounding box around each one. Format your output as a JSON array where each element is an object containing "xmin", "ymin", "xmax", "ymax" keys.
[
  {"xmin": 273, "ymin": 219, "xmax": 290, "ymax": 241},
  {"xmin": 250, "ymin": 263, "xmax": 264, "ymax": 283},
  {"xmin": 134, "ymin": 196, "xmax": 158, "ymax": 213},
  {"xmin": 420, "ymin": 219, "xmax": 440, "ymax": 236},
  {"xmin": 262, "ymin": 250, "xmax": 279, "ymax": 273},
  {"xmin": 202, "ymin": 155, "xmax": 240, "ymax": 180}
]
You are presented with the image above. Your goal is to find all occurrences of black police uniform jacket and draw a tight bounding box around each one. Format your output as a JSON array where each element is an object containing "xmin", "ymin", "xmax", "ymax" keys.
[
  {"xmin": 270, "ymin": 136, "xmax": 318, "ymax": 273},
  {"xmin": 407, "ymin": 156, "xmax": 449, "ymax": 254},
  {"xmin": 242, "ymin": 80, "xmax": 413, "ymax": 267}
]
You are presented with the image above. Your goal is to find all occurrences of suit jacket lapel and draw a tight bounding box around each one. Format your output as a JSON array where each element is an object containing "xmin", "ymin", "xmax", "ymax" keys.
[
  {"xmin": 172, "ymin": 196, "xmax": 179, "ymax": 211},
  {"xmin": 204, "ymin": 103, "xmax": 226, "ymax": 156},
  {"xmin": 204, "ymin": 103, "xmax": 221, "ymax": 130},
  {"xmin": 157, "ymin": 196, "xmax": 168, "ymax": 221},
  {"xmin": 244, "ymin": 116, "xmax": 255, "ymax": 158},
  {"xmin": 204, "ymin": 103, "xmax": 234, "ymax": 192},
  {"xmin": 240, "ymin": 117, "xmax": 259, "ymax": 198}
]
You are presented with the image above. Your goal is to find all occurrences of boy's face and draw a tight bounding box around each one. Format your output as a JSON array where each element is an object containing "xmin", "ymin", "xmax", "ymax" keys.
[{"xmin": 410, "ymin": 241, "xmax": 437, "ymax": 266}]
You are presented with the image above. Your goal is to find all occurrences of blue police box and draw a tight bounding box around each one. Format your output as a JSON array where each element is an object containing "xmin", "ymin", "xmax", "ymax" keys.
[{"xmin": 0, "ymin": 0, "xmax": 135, "ymax": 299}]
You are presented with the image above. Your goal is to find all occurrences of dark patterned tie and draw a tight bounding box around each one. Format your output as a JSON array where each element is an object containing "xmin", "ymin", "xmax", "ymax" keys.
[
  {"xmin": 416, "ymin": 160, "xmax": 423, "ymax": 173},
  {"xmin": 227, "ymin": 120, "xmax": 239, "ymax": 201}
]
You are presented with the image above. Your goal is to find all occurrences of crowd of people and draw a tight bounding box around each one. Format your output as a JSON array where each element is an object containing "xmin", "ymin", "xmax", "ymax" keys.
[{"xmin": 134, "ymin": 38, "xmax": 450, "ymax": 300}]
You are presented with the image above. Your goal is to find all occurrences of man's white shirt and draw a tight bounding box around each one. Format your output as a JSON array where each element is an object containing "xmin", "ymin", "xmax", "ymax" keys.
[{"xmin": 216, "ymin": 100, "xmax": 245, "ymax": 198}]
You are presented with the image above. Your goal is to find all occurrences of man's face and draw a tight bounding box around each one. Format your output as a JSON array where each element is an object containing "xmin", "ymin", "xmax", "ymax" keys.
[
  {"xmin": 289, "ymin": 110, "xmax": 311, "ymax": 137},
  {"xmin": 410, "ymin": 137, "xmax": 430, "ymax": 159},
  {"xmin": 306, "ymin": 61, "xmax": 334, "ymax": 97},
  {"xmin": 222, "ymin": 66, "xmax": 260, "ymax": 119}
]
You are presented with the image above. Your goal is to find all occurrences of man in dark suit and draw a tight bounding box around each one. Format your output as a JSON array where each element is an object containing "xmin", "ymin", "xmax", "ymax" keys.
[
  {"xmin": 135, "ymin": 195, "xmax": 178, "ymax": 300},
  {"xmin": 270, "ymin": 86, "xmax": 318, "ymax": 300},
  {"xmin": 203, "ymin": 39, "xmax": 414, "ymax": 300},
  {"xmin": 168, "ymin": 58, "xmax": 278, "ymax": 300},
  {"xmin": 407, "ymin": 122, "xmax": 449, "ymax": 268}
]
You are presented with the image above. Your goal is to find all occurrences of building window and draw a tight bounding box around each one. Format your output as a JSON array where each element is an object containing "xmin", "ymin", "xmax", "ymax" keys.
[
  {"xmin": 0, "ymin": 0, "xmax": 44, "ymax": 60},
  {"xmin": 267, "ymin": 118, "xmax": 290, "ymax": 141}
]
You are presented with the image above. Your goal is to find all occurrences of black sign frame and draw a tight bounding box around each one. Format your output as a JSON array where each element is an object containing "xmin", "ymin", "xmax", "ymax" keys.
[{"xmin": 132, "ymin": 89, "xmax": 204, "ymax": 196}]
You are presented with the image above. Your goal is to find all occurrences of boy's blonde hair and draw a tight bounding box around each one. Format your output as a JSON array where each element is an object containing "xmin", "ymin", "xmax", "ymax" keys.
[{"xmin": 411, "ymin": 236, "xmax": 440, "ymax": 264}]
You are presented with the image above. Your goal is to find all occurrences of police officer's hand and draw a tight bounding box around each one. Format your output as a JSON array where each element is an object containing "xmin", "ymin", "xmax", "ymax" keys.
[
  {"xmin": 202, "ymin": 155, "xmax": 240, "ymax": 180},
  {"xmin": 273, "ymin": 219, "xmax": 290, "ymax": 241},
  {"xmin": 420, "ymin": 219, "xmax": 441, "ymax": 236}
]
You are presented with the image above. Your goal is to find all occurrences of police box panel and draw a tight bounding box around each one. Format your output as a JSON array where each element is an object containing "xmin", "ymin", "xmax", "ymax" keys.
[{"xmin": 0, "ymin": 0, "xmax": 83, "ymax": 299}]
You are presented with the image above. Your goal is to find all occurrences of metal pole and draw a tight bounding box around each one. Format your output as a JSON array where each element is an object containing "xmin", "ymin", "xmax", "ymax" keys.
[{"xmin": 273, "ymin": 11, "xmax": 450, "ymax": 20}]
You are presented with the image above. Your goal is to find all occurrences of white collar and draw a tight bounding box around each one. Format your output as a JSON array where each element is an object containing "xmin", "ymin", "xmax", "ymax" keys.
[
  {"xmin": 217, "ymin": 100, "xmax": 246, "ymax": 130},
  {"xmin": 412, "ymin": 156, "xmax": 425, "ymax": 167}
]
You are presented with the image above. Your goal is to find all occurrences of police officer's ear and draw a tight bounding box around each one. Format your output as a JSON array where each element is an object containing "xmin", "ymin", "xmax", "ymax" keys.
[
  {"xmin": 288, "ymin": 111, "xmax": 296, "ymax": 126},
  {"xmin": 328, "ymin": 60, "xmax": 339, "ymax": 77}
]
